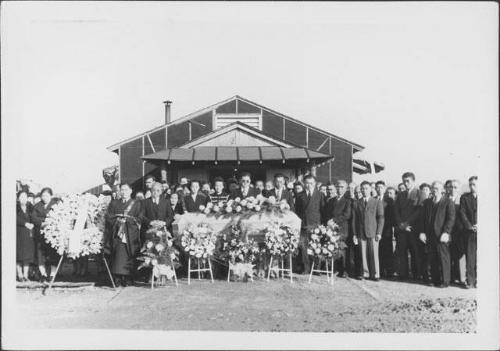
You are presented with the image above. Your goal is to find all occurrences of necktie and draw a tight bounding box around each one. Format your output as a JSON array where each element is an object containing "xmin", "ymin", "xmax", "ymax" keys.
[{"xmin": 277, "ymin": 190, "xmax": 281, "ymax": 200}]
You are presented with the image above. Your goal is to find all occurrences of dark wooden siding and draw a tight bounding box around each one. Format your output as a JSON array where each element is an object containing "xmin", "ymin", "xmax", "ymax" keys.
[
  {"xmin": 237, "ymin": 99, "xmax": 260, "ymax": 113},
  {"xmin": 316, "ymin": 162, "xmax": 330, "ymax": 184},
  {"xmin": 284, "ymin": 119, "xmax": 307, "ymax": 147},
  {"xmin": 191, "ymin": 112, "xmax": 213, "ymax": 140},
  {"xmin": 167, "ymin": 122, "xmax": 189, "ymax": 148},
  {"xmin": 330, "ymin": 138, "xmax": 352, "ymax": 183},
  {"xmin": 120, "ymin": 138, "xmax": 143, "ymax": 186},
  {"xmin": 308, "ymin": 129, "xmax": 330, "ymax": 154},
  {"xmin": 216, "ymin": 100, "xmax": 236, "ymax": 114},
  {"xmin": 262, "ymin": 110, "xmax": 284, "ymax": 140},
  {"xmin": 149, "ymin": 128, "xmax": 166, "ymax": 152}
]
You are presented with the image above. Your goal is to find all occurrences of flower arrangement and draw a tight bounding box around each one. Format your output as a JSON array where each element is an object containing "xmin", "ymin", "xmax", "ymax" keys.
[
  {"xmin": 264, "ymin": 222, "xmax": 300, "ymax": 257},
  {"xmin": 307, "ymin": 220, "xmax": 343, "ymax": 260},
  {"xmin": 137, "ymin": 221, "xmax": 179, "ymax": 280},
  {"xmin": 219, "ymin": 225, "xmax": 261, "ymax": 264},
  {"xmin": 180, "ymin": 222, "xmax": 217, "ymax": 259},
  {"xmin": 199, "ymin": 194, "xmax": 291, "ymax": 215},
  {"xmin": 42, "ymin": 193, "xmax": 108, "ymax": 259},
  {"xmin": 218, "ymin": 225, "xmax": 261, "ymax": 281}
]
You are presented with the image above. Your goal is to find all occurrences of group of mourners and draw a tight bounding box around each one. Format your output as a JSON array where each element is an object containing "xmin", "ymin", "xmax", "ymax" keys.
[{"xmin": 16, "ymin": 171, "xmax": 478, "ymax": 290}]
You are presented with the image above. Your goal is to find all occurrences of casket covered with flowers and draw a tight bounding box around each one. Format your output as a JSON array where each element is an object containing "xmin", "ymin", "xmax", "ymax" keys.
[
  {"xmin": 42, "ymin": 193, "xmax": 108, "ymax": 259},
  {"xmin": 137, "ymin": 220, "xmax": 180, "ymax": 279}
]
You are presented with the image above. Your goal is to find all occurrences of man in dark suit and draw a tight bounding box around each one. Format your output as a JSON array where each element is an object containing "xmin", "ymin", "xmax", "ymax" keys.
[
  {"xmin": 294, "ymin": 174, "xmax": 326, "ymax": 274},
  {"xmin": 268, "ymin": 173, "xmax": 295, "ymax": 212},
  {"xmin": 459, "ymin": 176, "xmax": 477, "ymax": 288},
  {"xmin": 322, "ymin": 182, "xmax": 337, "ymax": 224},
  {"xmin": 183, "ymin": 180, "xmax": 209, "ymax": 213},
  {"xmin": 352, "ymin": 181, "xmax": 385, "ymax": 281},
  {"xmin": 230, "ymin": 172, "xmax": 260, "ymax": 200},
  {"xmin": 446, "ymin": 179, "xmax": 466, "ymax": 286},
  {"xmin": 323, "ymin": 180, "xmax": 351, "ymax": 277},
  {"xmin": 394, "ymin": 172, "xmax": 421, "ymax": 281},
  {"xmin": 375, "ymin": 181, "xmax": 396, "ymax": 279},
  {"xmin": 418, "ymin": 181, "xmax": 456, "ymax": 288},
  {"xmin": 142, "ymin": 183, "xmax": 174, "ymax": 237}
]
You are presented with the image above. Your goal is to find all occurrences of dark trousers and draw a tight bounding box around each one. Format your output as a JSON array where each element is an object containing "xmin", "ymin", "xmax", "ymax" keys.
[
  {"xmin": 346, "ymin": 241, "xmax": 363, "ymax": 277},
  {"xmin": 335, "ymin": 249, "xmax": 347, "ymax": 275},
  {"xmin": 450, "ymin": 232, "xmax": 466, "ymax": 283},
  {"xmin": 379, "ymin": 236, "xmax": 394, "ymax": 277},
  {"xmin": 396, "ymin": 230, "xmax": 421, "ymax": 280},
  {"xmin": 428, "ymin": 237, "xmax": 451, "ymax": 285},
  {"xmin": 417, "ymin": 240, "xmax": 430, "ymax": 281},
  {"xmin": 298, "ymin": 230, "xmax": 310, "ymax": 274},
  {"xmin": 465, "ymin": 231, "xmax": 477, "ymax": 286}
]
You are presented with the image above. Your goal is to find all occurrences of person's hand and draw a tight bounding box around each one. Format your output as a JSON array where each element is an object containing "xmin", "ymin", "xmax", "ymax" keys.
[
  {"xmin": 398, "ymin": 222, "xmax": 407, "ymax": 231},
  {"xmin": 353, "ymin": 236, "xmax": 359, "ymax": 246},
  {"xmin": 375, "ymin": 234, "xmax": 381, "ymax": 242},
  {"xmin": 440, "ymin": 233, "xmax": 450, "ymax": 243},
  {"xmin": 419, "ymin": 233, "xmax": 427, "ymax": 244},
  {"xmin": 405, "ymin": 225, "xmax": 412, "ymax": 232},
  {"xmin": 472, "ymin": 224, "xmax": 477, "ymax": 233},
  {"xmin": 25, "ymin": 223, "xmax": 34, "ymax": 230}
]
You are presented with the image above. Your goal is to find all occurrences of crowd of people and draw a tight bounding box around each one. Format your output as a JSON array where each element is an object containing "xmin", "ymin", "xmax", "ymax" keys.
[{"xmin": 16, "ymin": 171, "xmax": 478, "ymax": 290}]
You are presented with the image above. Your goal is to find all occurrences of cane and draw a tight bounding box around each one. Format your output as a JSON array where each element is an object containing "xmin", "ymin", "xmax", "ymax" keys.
[{"xmin": 102, "ymin": 253, "xmax": 116, "ymax": 289}]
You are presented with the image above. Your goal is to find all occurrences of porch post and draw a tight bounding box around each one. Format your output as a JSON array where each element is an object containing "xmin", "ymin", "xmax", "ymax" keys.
[{"xmin": 160, "ymin": 162, "xmax": 168, "ymax": 182}]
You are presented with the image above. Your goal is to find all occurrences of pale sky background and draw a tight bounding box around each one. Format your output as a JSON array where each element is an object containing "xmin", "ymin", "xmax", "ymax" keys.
[{"xmin": 2, "ymin": 2, "xmax": 498, "ymax": 193}]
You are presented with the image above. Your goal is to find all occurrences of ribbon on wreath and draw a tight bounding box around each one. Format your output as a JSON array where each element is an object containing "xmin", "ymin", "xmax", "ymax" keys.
[{"xmin": 68, "ymin": 202, "xmax": 89, "ymax": 257}]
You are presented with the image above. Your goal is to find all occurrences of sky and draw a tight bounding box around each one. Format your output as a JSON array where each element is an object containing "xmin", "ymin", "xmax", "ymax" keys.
[{"xmin": 2, "ymin": 2, "xmax": 498, "ymax": 193}]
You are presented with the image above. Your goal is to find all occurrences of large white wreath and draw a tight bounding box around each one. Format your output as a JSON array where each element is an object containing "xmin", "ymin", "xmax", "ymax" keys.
[{"xmin": 42, "ymin": 193, "xmax": 109, "ymax": 259}]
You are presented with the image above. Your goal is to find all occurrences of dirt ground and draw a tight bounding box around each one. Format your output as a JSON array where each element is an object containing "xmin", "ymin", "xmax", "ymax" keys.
[{"xmin": 15, "ymin": 264, "xmax": 476, "ymax": 333}]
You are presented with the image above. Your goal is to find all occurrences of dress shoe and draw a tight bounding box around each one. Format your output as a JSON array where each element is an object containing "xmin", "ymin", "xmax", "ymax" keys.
[
  {"xmin": 355, "ymin": 276, "xmax": 364, "ymax": 280},
  {"xmin": 437, "ymin": 283, "xmax": 449, "ymax": 288},
  {"xmin": 337, "ymin": 272, "xmax": 347, "ymax": 278}
]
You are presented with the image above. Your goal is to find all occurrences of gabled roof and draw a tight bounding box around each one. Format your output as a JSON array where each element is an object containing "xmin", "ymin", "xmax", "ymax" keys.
[
  {"xmin": 180, "ymin": 121, "xmax": 296, "ymax": 148},
  {"xmin": 107, "ymin": 95, "xmax": 364, "ymax": 152}
]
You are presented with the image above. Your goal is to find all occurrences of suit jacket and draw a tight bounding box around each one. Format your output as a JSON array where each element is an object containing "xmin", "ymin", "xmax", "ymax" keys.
[
  {"xmin": 183, "ymin": 193, "xmax": 209, "ymax": 213},
  {"xmin": 295, "ymin": 189, "xmax": 325, "ymax": 230},
  {"xmin": 230, "ymin": 187, "xmax": 260, "ymax": 200},
  {"xmin": 142, "ymin": 197, "xmax": 174, "ymax": 228},
  {"xmin": 380, "ymin": 196, "xmax": 395, "ymax": 238},
  {"xmin": 323, "ymin": 195, "xmax": 351, "ymax": 239},
  {"xmin": 268, "ymin": 188, "xmax": 295, "ymax": 212},
  {"xmin": 394, "ymin": 188, "xmax": 421, "ymax": 231},
  {"xmin": 31, "ymin": 198, "xmax": 59, "ymax": 242},
  {"xmin": 418, "ymin": 197, "xmax": 455, "ymax": 240},
  {"xmin": 459, "ymin": 192, "xmax": 477, "ymax": 231},
  {"xmin": 352, "ymin": 197, "xmax": 385, "ymax": 239}
]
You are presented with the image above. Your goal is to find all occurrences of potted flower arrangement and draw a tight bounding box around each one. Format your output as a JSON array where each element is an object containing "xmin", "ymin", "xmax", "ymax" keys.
[
  {"xmin": 137, "ymin": 220, "xmax": 179, "ymax": 287},
  {"xmin": 219, "ymin": 225, "xmax": 261, "ymax": 281}
]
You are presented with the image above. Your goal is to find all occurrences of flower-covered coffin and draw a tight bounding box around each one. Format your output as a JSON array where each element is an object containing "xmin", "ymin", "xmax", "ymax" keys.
[{"xmin": 173, "ymin": 209, "xmax": 301, "ymax": 243}]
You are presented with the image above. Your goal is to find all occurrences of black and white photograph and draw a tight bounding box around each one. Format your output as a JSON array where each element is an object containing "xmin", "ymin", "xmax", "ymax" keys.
[{"xmin": 1, "ymin": 1, "xmax": 498, "ymax": 349}]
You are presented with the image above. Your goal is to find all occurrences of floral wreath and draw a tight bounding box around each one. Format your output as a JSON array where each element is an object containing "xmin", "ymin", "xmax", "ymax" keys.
[
  {"xmin": 42, "ymin": 193, "xmax": 108, "ymax": 259},
  {"xmin": 307, "ymin": 220, "xmax": 344, "ymax": 261}
]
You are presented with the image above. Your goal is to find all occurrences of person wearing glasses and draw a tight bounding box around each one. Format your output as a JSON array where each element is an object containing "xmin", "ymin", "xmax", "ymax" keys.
[{"xmin": 230, "ymin": 172, "xmax": 259, "ymax": 200}]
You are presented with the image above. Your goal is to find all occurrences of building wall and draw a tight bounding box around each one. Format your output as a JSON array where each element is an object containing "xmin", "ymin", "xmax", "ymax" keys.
[{"xmin": 117, "ymin": 98, "xmax": 355, "ymax": 190}]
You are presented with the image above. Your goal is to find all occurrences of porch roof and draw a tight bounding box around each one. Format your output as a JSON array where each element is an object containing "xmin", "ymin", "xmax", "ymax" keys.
[{"xmin": 142, "ymin": 146, "xmax": 333, "ymax": 164}]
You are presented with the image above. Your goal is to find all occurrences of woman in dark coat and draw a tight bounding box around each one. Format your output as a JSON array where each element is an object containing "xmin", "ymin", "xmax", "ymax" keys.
[
  {"xmin": 31, "ymin": 187, "xmax": 60, "ymax": 282},
  {"xmin": 104, "ymin": 183, "xmax": 143, "ymax": 287},
  {"xmin": 17, "ymin": 191, "xmax": 35, "ymax": 281}
]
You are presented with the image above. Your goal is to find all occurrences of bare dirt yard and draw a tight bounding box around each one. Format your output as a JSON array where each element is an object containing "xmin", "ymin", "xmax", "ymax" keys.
[{"xmin": 15, "ymin": 267, "xmax": 476, "ymax": 333}]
